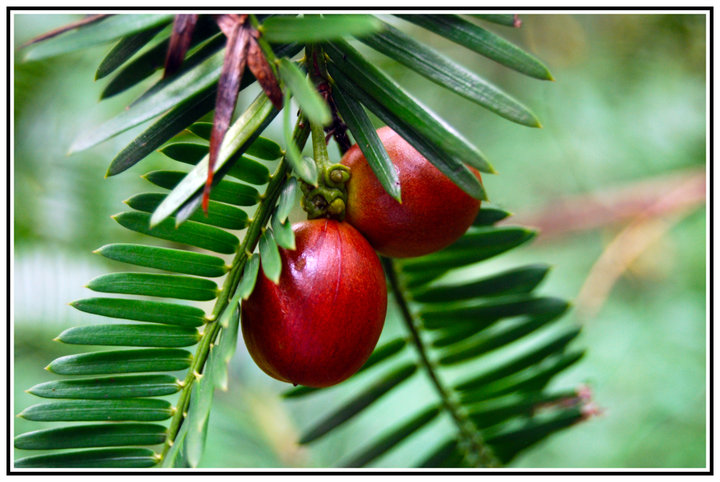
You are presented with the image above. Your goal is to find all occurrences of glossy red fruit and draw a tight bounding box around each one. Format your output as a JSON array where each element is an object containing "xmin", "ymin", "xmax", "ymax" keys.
[
  {"xmin": 341, "ymin": 126, "xmax": 482, "ymax": 258},
  {"xmin": 240, "ymin": 219, "xmax": 387, "ymax": 388}
]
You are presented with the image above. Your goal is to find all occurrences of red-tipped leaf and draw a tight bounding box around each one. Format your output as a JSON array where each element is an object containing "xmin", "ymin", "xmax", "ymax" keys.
[{"xmin": 204, "ymin": 15, "xmax": 250, "ymax": 213}]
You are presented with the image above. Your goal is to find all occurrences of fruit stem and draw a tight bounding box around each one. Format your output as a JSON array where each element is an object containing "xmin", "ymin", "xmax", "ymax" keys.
[
  {"xmin": 300, "ymin": 118, "xmax": 351, "ymax": 220},
  {"xmin": 158, "ymin": 117, "xmax": 311, "ymax": 465},
  {"xmin": 306, "ymin": 43, "xmax": 352, "ymax": 154},
  {"xmin": 381, "ymin": 257, "xmax": 501, "ymax": 468},
  {"xmin": 311, "ymin": 120, "xmax": 331, "ymax": 171}
]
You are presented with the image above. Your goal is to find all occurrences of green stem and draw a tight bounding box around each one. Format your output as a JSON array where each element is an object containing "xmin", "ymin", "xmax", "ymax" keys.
[
  {"xmin": 158, "ymin": 120, "xmax": 311, "ymax": 464},
  {"xmin": 311, "ymin": 121, "xmax": 330, "ymax": 169},
  {"xmin": 306, "ymin": 42, "xmax": 352, "ymax": 154},
  {"xmin": 381, "ymin": 257, "xmax": 501, "ymax": 468}
]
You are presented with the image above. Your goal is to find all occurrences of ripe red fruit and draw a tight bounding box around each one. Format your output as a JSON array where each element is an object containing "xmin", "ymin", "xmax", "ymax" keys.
[
  {"xmin": 240, "ymin": 219, "xmax": 387, "ymax": 388},
  {"xmin": 341, "ymin": 126, "xmax": 482, "ymax": 258}
]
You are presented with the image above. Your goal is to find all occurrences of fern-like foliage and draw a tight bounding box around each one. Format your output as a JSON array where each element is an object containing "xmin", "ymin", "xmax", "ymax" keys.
[{"xmin": 15, "ymin": 12, "xmax": 591, "ymax": 469}]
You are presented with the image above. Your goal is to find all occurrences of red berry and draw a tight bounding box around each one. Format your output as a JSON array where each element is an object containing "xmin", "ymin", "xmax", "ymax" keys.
[
  {"xmin": 341, "ymin": 127, "xmax": 482, "ymax": 258},
  {"xmin": 241, "ymin": 219, "xmax": 387, "ymax": 387}
]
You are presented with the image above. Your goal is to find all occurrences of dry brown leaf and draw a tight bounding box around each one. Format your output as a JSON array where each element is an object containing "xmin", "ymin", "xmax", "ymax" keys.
[
  {"xmin": 247, "ymin": 37, "xmax": 283, "ymax": 110},
  {"xmin": 163, "ymin": 14, "xmax": 199, "ymax": 78},
  {"xmin": 204, "ymin": 16, "xmax": 250, "ymax": 213}
]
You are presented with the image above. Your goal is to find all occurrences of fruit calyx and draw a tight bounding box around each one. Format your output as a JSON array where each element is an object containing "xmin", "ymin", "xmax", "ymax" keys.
[{"xmin": 301, "ymin": 121, "xmax": 351, "ymax": 220}]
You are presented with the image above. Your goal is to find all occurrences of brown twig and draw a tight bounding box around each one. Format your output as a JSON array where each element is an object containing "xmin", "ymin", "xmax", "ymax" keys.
[
  {"xmin": 22, "ymin": 14, "xmax": 110, "ymax": 47},
  {"xmin": 503, "ymin": 167, "xmax": 706, "ymax": 241},
  {"xmin": 552, "ymin": 169, "xmax": 707, "ymax": 320}
]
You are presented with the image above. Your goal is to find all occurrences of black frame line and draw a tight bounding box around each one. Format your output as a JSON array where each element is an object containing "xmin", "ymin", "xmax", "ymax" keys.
[{"xmin": 6, "ymin": 5, "xmax": 713, "ymax": 476}]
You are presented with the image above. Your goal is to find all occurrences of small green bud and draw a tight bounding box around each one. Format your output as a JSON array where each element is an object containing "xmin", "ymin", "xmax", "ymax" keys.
[
  {"xmin": 328, "ymin": 198, "xmax": 345, "ymax": 216},
  {"xmin": 330, "ymin": 169, "xmax": 345, "ymax": 184}
]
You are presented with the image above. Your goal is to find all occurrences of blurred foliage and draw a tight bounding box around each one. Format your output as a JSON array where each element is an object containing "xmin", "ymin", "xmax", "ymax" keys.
[{"xmin": 13, "ymin": 13, "xmax": 706, "ymax": 468}]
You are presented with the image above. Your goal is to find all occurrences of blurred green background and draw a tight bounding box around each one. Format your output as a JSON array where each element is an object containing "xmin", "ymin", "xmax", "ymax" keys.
[{"xmin": 13, "ymin": 13, "xmax": 707, "ymax": 468}]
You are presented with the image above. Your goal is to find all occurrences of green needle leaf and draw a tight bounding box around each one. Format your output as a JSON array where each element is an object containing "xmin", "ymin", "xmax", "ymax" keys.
[
  {"xmin": 271, "ymin": 212, "xmax": 296, "ymax": 250},
  {"xmin": 421, "ymin": 295, "xmax": 569, "ymax": 330},
  {"xmin": 184, "ymin": 358, "xmax": 217, "ymax": 467},
  {"xmin": 418, "ymin": 440, "xmax": 461, "ymax": 468},
  {"xmin": 224, "ymin": 157, "xmax": 272, "ymax": 185},
  {"xmin": 474, "ymin": 14, "xmax": 521, "ymax": 27},
  {"xmin": 28, "ymin": 374, "xmax": 181, "ymax": 399},
  {"xmin": 14, "ymin": 448, "xmax": 158, "ymax": 469},
  {"xmin": 244, "ymin": 136, "xmax": 284, "ymax": 160},
  {"xmin": 412, "ymin": 264, "xmax": 550, "ymax": 303},
  {"xmin": 460, "ymin": 351, "xmax": 585, "ymax": 403},
  {"xmin": 276, "ymin": 176, "xmax": 300, "ymax": 223},
  {"xmin": 299, "ymin": 363, "xmax": 417, "ymax": 444},
  {"xmin": 236, "ymin": 254, "xmax": 261, "ymax": 301},
  {"xmin": 326, "ymin": 39, "xmax": 494, "ymax": 175},
  {"xmin": 24, "ymin": 14, "xmax": 174, "ymax": 61},
  {"xmin": 104, "ymin": 42, "xmax": 299, "ymax": 176},
  {"xmin": 467, "ymin": 391, "xmax": 578, "ymax": 430},
  {"xmin": 104, "ymin": 42, "xmax": 298, "ymax": 175},
  {"xmin": 95, "ymin": 25, "xmax": 167, "ymax": 80},
  {"xmin": 326, "ymin": 44, "xmax": 488, "ymax": 199},
  {"xmin": 454, "ymin": 328, "xmax": 582, "ymax": 392},
  {"xmin": 99, "ymin": 20, "xmax": 222, "ymax": 98},
  {"xmin": 438, "ymin": 317, "xmax": 562, "ymax": 366},
  {"xmin": 342, "ymin": 406, "xmax": 440, "ymax": 467},
  {"xmin": 131, "ymin": 31, "xmax": 226, "ymax": 107},
  {"xmin": 71, "ymin": 47, "xmax": 225, "ymax": 153},
  {"xmin": 56, "ymin": 324, "xmax": 201, "ymax": 347},
  {"xmin": 259, "ymin": 230, "xmax": 282, "ymax": 284},
  {"xmin": 213, "ymin": 306, "xmax": 240, "ymax": 390},
  {"xmin": 486, "ymin": 405, "xmax": 584, "ymax": 464},
  {"xmin": 86, "ymin": 272, "xmax": 218, "ymax": 301},
  {"xmin": 397, "ymin": 14, "xmax": 553, "ymax": 81},
  {"xmin": 106, "ymin": 87, "xmax": 216, "ymax": 176},
  {"xmin": 161, "ymin": 143, "xmax": 271, "ymax": 185},
  {"xmin": 474, "ymin": 207, "xmax": 512, "ymax": 226},
  {"xmin": 47, "ymin": 348, "xmax": 192, "ymax": 375},
  {"xmin": 95, "ymin": 243, "xmax": 228, "ymax": 278},
  {"xmin": 160, "ymin": 142, "xmax": 209, "ymax": 164},
  {"xmin": 401, "ymin": 226, "xmax": 536, "ymax": 274},
  {"xmin": 15, "ymin": 423, "xmax": 167, "ymax": 450},
  {"xmin": 71, "ymin": 297, "xmax": 207, "ymax": 327},
  {"xmin": 162, "ymin": 413, "xmax": 191, "ymax": 468},
  {"xmin": 19, "ymin": 399, "xmax": 173, "ymax": 422},
  {"xmin": 114, "ymin": 211, "xmax": 239, "ymax": 254},
  {"xmin": 261, "ymin": 14, "xmax": 382, "ymax": 43},
  {"xmin": 278, "ymin": 58, "xmax": 331, "ymax": 126},
  {"xmin": 187, "ymin": 125, "xmax": 284, "ymax": 161},
  {"xmin": 126, "ymin": 192, "xmax": 249, "ymax": 230},
  {"xmin": 332, "ymin": 89, "xmax": 401, "ymax": 201},
  {"xmin": 144, "ymin": 170, "xmax": 261, "ymax": 206},
  {"xmin": 283, "ymin": 92, "xmax": 318, "ymax": 185},
  {"xmin": 358, "ymin": 338, "xmax": 408, "ymax": 374},
  {"xmin": 186, "ymin": 122, "xmax": 213, "ymax": 140},
  {"xmin": 361, "ymin": 22, "xmax": 540, "ymax": 127}
]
